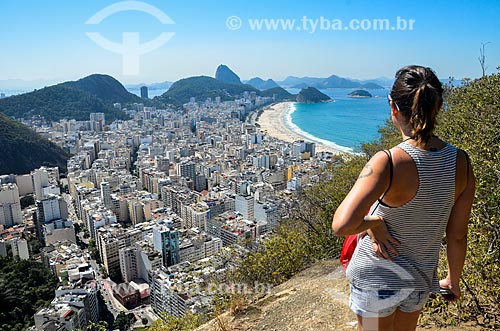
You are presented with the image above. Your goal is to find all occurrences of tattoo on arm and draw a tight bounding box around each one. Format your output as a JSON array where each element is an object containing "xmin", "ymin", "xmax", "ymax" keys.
[{"xmin": 359, "ymin": 164, "xmax": 373, "ymax": 178}]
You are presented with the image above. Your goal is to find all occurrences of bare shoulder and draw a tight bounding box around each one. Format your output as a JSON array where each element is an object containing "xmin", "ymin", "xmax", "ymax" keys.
[
  {"xmin": 455, "ymin": 147, "xmax": 474, "ymax": 199},
  {"xmin": 358, "ymin": 150, "xmax": 391, "ymax": 179}
]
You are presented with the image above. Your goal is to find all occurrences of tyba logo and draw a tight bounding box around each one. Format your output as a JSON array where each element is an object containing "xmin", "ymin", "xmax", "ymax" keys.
[{"xmin": 85, "ymin": 1, "xmax": 175, "ymax": 75}]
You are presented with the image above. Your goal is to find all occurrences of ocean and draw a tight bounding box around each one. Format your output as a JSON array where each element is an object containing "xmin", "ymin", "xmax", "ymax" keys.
[
  {"xmin": 128, "ymin": 88, "xmax": 165, "ymax": 98},
  {"xmin": 286, "ymin": 88, "xmax": 391, "ymax": 153}
]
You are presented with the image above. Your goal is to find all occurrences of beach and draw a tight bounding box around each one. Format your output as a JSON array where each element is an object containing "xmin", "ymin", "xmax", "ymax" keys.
[{"xmin": 257, "ymin": 102, "xmax": 344, "ymax": 155}]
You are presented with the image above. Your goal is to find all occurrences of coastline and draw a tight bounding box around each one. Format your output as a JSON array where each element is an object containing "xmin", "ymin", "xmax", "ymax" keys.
[{"xmin": 257, "ymin": 102, "xmax": 349, "ymax": 155}]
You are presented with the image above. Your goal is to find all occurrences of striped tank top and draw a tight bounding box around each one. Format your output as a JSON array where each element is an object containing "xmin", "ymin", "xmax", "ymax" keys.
[{"xmin": 346, "ymin": 141, "xmax": 457, "ymax": 292}]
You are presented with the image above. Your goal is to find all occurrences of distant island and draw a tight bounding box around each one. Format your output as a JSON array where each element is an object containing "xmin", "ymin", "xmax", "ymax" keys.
[
  {"xmin": 347, "ymin": 89, "xmax": 373, "ymax": 98},
  {"xmin": 296, "ymin": 87, "xmax": 332, "ymax": 103}
]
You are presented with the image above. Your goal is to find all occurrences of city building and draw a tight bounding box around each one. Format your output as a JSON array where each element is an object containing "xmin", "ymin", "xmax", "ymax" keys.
[
  {"xmin": 31, "ymin": 168, "xmax": 49, "ymax": 200},
  {"xmin": 41, "ymin": 241, "xmax": 94, "ymax": 283},
  {"xmin": 119, "ymin": 246, "xmax": 139, "ymax": 282},
  {"xmin": 33, "ymin": 283, "xmax": 99, "ymax": 331},
  {"xmin": 97, "ymin": 225, "xmax": 143, "ymax": 276},
  {"xmin": 140, "ymin": 86, "xmax": 148, "ymax": 99},
  {"xmin": 43, "ymin": 219, "xmax": 77, "ymax": 245},
  {"xmin": 36, "ymin": 195, "xmax": 69, "ymax": 242},
  {"xmin": 153, "ymin": 222, "xmax": 180, "ymax": 267},
  {"xmin": 235, "ymin": 194, "xmax": 254, "ymax": 220},
  {"xmin": 11, "ymin": 237, "xmax": 30, "ymax": 260},
  {"xmin": 100, "ymin": 181, "xmax": 112, "ymax": 209},
  {"xmin": 112, "ymin": 282, "xmax": 141, "ymax": 308},
  {"xmin": 0, "ymin": 183, "xmax": 22, "ymax": 227},
  {"xmin": 89, "ymin": 113, "xmax": 105, "ymax": 132}
]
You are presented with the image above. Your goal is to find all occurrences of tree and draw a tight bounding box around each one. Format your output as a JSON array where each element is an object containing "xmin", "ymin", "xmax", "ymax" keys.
[
  {"xmin": 478, "ymin": 42, "xmax": 491, "ymax": 77},
  {"xmin": 0, "ymin": 257, "xmax": 59, "ymax": 330},
  {"xmin": 86, "ymin": 321, "xmax": 108, "ymax": 331},
  {"xmin": 113, "ymin": 311, "xmax": 135, "ymax": 331},
  {"xmin": 20, "ymin": 195, "xmax": 35, "ymax": 209},
  {"xmin": 148, "ymin": 312, "xmax": 203, "ymax": 331}
]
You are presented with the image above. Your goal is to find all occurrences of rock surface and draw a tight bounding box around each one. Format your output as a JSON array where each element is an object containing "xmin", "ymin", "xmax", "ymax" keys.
[{"xmin": 196, "ymin": 260, "xmax": 483, "ymax": 331}]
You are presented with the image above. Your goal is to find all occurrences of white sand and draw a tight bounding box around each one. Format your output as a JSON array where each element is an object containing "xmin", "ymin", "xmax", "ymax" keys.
[{"xmin": 257, "ymin": 102, "xmax": 343, "ymax": 155}]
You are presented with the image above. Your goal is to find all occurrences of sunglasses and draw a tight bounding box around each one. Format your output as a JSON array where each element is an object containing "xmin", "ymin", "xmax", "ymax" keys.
[{"xmin": 387, "ymin": 94, "xmax": 400, "ymax": 112}]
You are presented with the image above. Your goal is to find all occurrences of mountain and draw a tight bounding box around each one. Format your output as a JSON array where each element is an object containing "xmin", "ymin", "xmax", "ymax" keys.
[
  {"xmin": 260, "ymin": 87, "xmax": 295, "ymax": 101},
  {"xmin": 0, "ymin": 112, "xmax": 69, "ymax": 175},
  {"xmin": 278, "ymin": 76, "xmax": 324, "ymax": 88},
  {"xmin": 245, "ymin": 77, "xmax": 280, "ymax": 90},
  {"xmin": 278, "ymin": 75, "xmax": 384, "ymax": 89},
  {"xmin": 320, "ymin": 75, "xmax": 361, "ymax": 88},
  {"xmin": 361, "ymin": 82, "xmax": 386, "ymax": 89},
  {"xmin": 215, "ymin": 65, "xmax": 241, "ymax": 84},
  {"xmin": 0, "ymin": 74, "xmax": 139, "ymax": 122},
  {"xmin": 66, "ymin": 74, "xmax": 141, "ymax": 103},
  {"xmin": 296, "ymin": 87, "xmax": 331, "ymax": 103},
  {"xmin": 157, "ymin": 76, "xmax": 259, "ymax": 106}
]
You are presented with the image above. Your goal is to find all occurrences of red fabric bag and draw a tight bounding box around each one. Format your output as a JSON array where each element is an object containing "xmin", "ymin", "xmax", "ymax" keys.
[{"xmin": 340, "ymin": 234, "xmax": 358, "ymax": 270}]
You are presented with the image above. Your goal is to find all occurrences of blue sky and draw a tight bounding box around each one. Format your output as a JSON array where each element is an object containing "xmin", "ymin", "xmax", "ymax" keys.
[{"xmin": 1, "ymin": 0, "xmax": 499, "ymax": 85}]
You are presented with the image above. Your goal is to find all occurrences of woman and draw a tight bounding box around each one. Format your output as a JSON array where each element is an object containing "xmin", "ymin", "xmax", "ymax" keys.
[{"xmin": 332, "ymin": 65, "xmax": 475, "ymax": 331}]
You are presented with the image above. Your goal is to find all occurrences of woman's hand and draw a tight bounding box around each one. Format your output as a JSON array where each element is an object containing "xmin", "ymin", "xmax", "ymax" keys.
[
  {"xmin": 365, "ymin": 215, "xmax": 400, "ymax": 260},
  {"xmin": 439, "ymin": 277, "xmax": 461, "ymax": 302}
]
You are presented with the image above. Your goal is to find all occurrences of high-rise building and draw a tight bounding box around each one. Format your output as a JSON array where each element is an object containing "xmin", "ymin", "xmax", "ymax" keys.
[
  {"xmin": 0, "ymin": 184, "xmax": 22, "ymax": 227},
  {"xmin": 292, "ymin": 140, "xmax": 306, "ymax": 158},
  {"xmin": 177, "ymin": 160, "xmax": 196, "ymax": 181},
  {"xmin": 36, "ymin": 195, "xmax": 68, "ymax": 241},
  {"xmin": 305, "ymin": 142, "xmax": 316, "ymax": 158},
  {"xmin": 150, "ymin": 267, "xmax": 187, "ymax": 318},
  {"xmin": 128, "ymin": 199, "xmax": 145, "ymax": 225},
  {"xmin": 140, "ymin": 86, "xmax": 149, "ymax": 99},
  {"xmin": 235, "ymin": 195, "xmax": 255, "ymax": 220},
  {"xmin": 100, "ymin": 182, "xmax": 112, "ymax": 209},
  {"xmin": 190, "ymin": 118, "xmax": 196, "ymax": 134},
  {"xmin": 153, "ymin": 223, "xmax": 180, "ymax": 267},
  {"xmin": 119, "ymin": 240, "xmax": 163, "ymax": 283},
  {"xmin": 119, "ymin": 246, "xmax": 139, "ymax": 282},
  {"xmin": 15, "ymin": 174, "xmax": 34, "ymax": 196},
  {"xmin": 90, "ymin": 112, "xmax": 105, "ymax": 132},
  {"xmin": 111, "ymin": 194, "xmax": 130, "ymax": 223},
  {"xmin": 97, "ymin": 227, "xmax": 143, "ymax": 276},
  {"xmin": 10, "ymin": 238, "xmax": 29, "ymax": 260},
  {"xmin": 31, "ymin": 168, "xmax": 49, "ymax": 200}
]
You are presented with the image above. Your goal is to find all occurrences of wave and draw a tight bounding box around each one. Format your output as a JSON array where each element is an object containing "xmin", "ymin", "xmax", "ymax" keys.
[{"xmin": 284, "ymin": 103, "xmax": 355, "ymax": 154}]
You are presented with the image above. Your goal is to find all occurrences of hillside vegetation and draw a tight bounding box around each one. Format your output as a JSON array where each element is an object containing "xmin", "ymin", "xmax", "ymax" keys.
[
  {"xmin": 0, "ymin": 112, "xmax": 69, "ymax": 175},
  {"xmin": 0, "ymin": 74, "xmax": 139, "ymax": 122},
  {"xmin": 0, "ymin": 257, "xmax": 59, "ymax": 331},
  {"xmin": 296, "ymin": 87, "xmax": 331, "ymax": 103}
]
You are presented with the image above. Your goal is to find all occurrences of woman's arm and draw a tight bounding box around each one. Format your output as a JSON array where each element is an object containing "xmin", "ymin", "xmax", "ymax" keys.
[
  {"xmin": 332, "ymin": 151, "xmax": 391, "ymax": 236},
  {"xmin": 440, "ymin": 150, "xmax": 475, "ymax": 301}
]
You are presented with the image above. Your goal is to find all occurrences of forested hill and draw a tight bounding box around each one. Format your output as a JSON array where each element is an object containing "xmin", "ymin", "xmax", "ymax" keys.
[
  {"xmin": 0, "ymin": 74, "xmax": 140, "ymax": 122},
  {"xmin": 0, "ymin": 112, "xmax": 69, "ymax": 175}
]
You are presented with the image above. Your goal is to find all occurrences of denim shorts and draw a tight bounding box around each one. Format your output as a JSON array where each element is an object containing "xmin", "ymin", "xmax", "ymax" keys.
[{"xmin": 349, "ymin": 284, "xmax": 429, "ymax": 318}]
